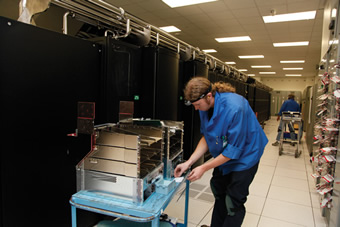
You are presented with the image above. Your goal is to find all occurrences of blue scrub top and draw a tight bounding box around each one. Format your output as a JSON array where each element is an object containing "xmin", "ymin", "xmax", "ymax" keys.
[
  {"xmin": 199, "ymin": 92, "xmax": 268, "ymax": 175},
  {"xmin": 278, "ymin": 99, "xmax": 300, "ymax": 116}
]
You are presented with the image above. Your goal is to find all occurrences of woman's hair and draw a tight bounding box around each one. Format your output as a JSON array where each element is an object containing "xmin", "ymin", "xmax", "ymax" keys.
[{"xmin": 184, "ymin": 77, "xmax": 235, "ymax": 101}]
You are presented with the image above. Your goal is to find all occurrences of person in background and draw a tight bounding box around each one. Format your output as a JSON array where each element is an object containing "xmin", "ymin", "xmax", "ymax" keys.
[
  {"xmin": 174, "ymin": 77, "xmax": 268, "ymax": 227},
  {"xmin": 272, "ymin": 94, "xmax": 301, "ymax": 146}
]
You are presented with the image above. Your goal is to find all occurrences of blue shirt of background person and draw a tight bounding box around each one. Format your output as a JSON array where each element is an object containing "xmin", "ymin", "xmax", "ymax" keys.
[
  {"xmin": 272, "ymin": 94, "xmax": 301, "ymax": 146},
  {"xmin": 199, "ymin": 92, "xmax": 268, "ymax": 175},
  {"xmin": 278, "ymin": 96, "xmax": 301, "ymax": 116}
]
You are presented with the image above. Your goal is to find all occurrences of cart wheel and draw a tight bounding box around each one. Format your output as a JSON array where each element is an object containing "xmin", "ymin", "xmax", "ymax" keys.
[{"xmin": 295, "ymin": 150, "xmax": 300, "ymax": 158}]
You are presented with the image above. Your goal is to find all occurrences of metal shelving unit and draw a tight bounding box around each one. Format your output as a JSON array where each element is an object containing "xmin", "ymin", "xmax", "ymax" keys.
[{"xmin": 311, "ymin": 41, "xmax": 340, "ymax": 225}]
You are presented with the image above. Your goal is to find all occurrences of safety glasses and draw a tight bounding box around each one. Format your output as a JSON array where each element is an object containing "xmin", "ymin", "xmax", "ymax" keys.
[{"xmin": 184, "ymin": 85, "xmax": 211, "ymax": 106}]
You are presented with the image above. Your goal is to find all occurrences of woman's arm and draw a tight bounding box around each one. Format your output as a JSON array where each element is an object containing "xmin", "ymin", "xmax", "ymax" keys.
[
  {"xmin": 186, "ymin": 136, "xmax": 209, "ymax": 166},
  {"xmin": 187, "ymin": 153, "xmax": 230, "ymax": 181},
  {"xmin": 174, "ymin": 136, "xmax": 209, "ymax": 177}
]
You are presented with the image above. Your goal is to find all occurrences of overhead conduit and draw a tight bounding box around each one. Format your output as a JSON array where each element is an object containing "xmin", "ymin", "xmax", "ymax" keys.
[{"xmin": 49, "ymin": 0, "xmax": 271, "ymax": 91}]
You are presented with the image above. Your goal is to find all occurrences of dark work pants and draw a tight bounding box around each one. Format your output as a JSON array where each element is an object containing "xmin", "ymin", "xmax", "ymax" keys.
[{"xmin": 210, "ymin": 162, "xmax": 259, "ymax": 227}]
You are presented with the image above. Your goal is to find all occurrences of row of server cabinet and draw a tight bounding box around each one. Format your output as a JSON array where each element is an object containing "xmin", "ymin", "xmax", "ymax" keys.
[
  {"xmin": 0, "ymin": 16, "xmax": 271, "ymax": 227},
  {"xmin": 93, "ymin": 35, "xmax": 272, "ymax": 162}
]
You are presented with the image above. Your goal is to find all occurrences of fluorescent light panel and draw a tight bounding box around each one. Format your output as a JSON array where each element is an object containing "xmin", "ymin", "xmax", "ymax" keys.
[
  {"xmin": 273, "ymin": 41, "xmax": 309, "ymax": 47},
  {"xmin": 251, "ymin": 65, "xmax": 271, "ymax": 68},
  {"xmin": 329, "ymin": 39, "xmax": 339, "ymax": 45},
  {"xmin": 159, "ymin": 26, "xmax": 181, "ymax": 33},
  {"xmin": 225, "ymin": 61, "xmax": 236, "ymax": 64},
  {"xmin": 203, "ymin": 49, "xmax": 217, "ymax": 53},
  {"xmin": 263, "ymin": 11, "xmax": 316, "ymax": 23},
  {"xmin": 215, "ymin": 36, "xmax": 251, "ymax": 43},
  {"xmin": 162, "ymin": 0, "xmax": 217, "ymax": 8},
  {"xmin": 248, "ymin": 74, "xmax": 255, "ymax": 77},
  {"xmin": 238, "ymin": 55, "xmax": 264, "ymax": 59},
  {"xmin": 283, "ymin": 68, "xmax": 303, "ymax": 70},
  {"xmin": 280, "ymin": 60, "xmax": 305, "ymax": 63},
  {"xmin": 332, "ymin": 8, "xmax": 337, "ymax": 18},
  {"xmin": 286, "ymin": 74, "xmax": 302, "ymax": 76},
  {"xmin": 238, "ymin": 69, "xmax": 247, "ymax": 72},
  {"xmin": 259, "ymin": 72, "xmax": 276, "ymax": 74}
]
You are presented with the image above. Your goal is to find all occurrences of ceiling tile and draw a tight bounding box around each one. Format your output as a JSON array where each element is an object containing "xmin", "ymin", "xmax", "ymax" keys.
[
  {"xmin": 231, "ymin": 8, "xmax": 261, "ymax": 18},
  {"xmin": 174, "ymin": 5, "xmax": 205, "ymax": 16},
  {"xmin": 223, "ymin": 0, "xmax": 257, "ymax": 9},
  {"xmin": 236, "ymin": 16, "xmax": 264, "ymax": 25},
  {"xmin": 213, "ymin": 18, "xmax": 242, "ymax": 27},
  {"xmin": 255, "ymin": 0, "xmax": 287, "ymax": 7},
  {"xmin": 289, "ymin": 32, "xmax": 313, "ymax": 40},
  {"xmin": 137, "ymin": 0, "xmax": 170, "ymax": 11},
  {"xmin": 287, "ymin": 0, "xmax": 321, "ymax": 11},
  {"xmin": 208, "ymin": 11, "xmax": 235, "ymax": 20},
  {"xmin": 242, "ymin": 23, "xmax": 267, "ymax": 31},
  {"xmin": 198, "ymin": 1, "xmax": 229, "ymax": 13},
  {"xmin": 186, "ymin": 13, "xmax": 212, "ymax": 23}
]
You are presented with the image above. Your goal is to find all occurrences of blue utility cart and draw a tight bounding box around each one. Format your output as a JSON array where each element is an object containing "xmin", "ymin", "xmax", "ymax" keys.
[{"xmin": 69, "ymin": 177, "xmax": 190, "ymax": 227}]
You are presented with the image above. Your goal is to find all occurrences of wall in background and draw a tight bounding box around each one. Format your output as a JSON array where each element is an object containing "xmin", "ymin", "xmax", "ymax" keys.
[
  {"xmin": 259, "ymin": 77, "xmax": 315, "ymax": 92},
  {"xmin": 0, "ymin": 0, "xmax": 20, "ymax": 20}
]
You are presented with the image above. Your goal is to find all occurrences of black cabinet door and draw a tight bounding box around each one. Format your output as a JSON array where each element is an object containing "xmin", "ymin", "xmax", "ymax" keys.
[{"xmin": 0, "ymin": 16, "xmax": 101, "ymax": 227}]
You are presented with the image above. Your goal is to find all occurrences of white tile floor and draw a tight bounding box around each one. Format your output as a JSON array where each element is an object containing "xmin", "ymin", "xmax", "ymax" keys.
[{"xmin": 164, "ymin": 117, "xmax": 329, "ymax": 227}]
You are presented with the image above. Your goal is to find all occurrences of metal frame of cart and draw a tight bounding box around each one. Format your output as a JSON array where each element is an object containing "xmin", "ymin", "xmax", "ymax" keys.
[
  {"xmin": 70, "ymin": 178, "xmax": 190, "ymax": 227},
  {"xmin": 278, "ymin": 111, "xmax": 302, "ymax": 158}
]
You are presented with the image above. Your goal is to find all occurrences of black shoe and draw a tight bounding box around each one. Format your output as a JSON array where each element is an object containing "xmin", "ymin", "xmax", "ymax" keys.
[{"xmin": 272, "ymin": 141, "xmax": 279, "ymax": 146}]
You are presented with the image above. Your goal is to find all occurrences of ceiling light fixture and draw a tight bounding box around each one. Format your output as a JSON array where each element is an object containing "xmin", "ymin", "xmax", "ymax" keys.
[
  {"xmin": 159, "ymin": 26, "xmax": 181, "ymax": 33},
  {"xmin": 203, "ymin": 49, "xmax": 217, "ymax": 53},
  {"xmin": 259, "ymin": 72, "xmax": 276, "ymax": 74},
  {"xmin": 329, "ymin": 39, "xmax": 339, "ymax": 45},
  {"xmin": 238, "ymin": 55, "xmax": 264, "ymax": 59},
  {"xmin": 225, "ymin": 61, "xmax": 236, "ymax": 64},
  {"xmin": 263, "ymin": 11, "xmax": 316, "ymax": 23},
  {"xmin": 251, "ymin": 65, "xmax": 271, "ymax": 68},
  {"xmin": 215, "ymin": 36, "xmax": 251, "ymax": 43},
  {"xmin": 248, "ymin": 74, "xmax": 256, "ymax": 77},
  {"xmin": 162, "ymin": 0, "xmax": 217, "ymax": 8},
  {"xmin": 285, "ymin": 74, "xmax": 302, "ymax": 77},
  {"xmin": 283, "ymin": 68, "xmax": 303, "ymax": 70},
  {"xmin": 280, "ymin": 60, "xmax": 305, "ymax": 63},
  {"xmin": 238, "ymin": 69, "xmax": 248, "ymax": 72},
  {"xmin": 273, "ymin": 41, "xmax": 309, "ymax": 47},
  {"xmin": 332, "ymin": 8, "xmax": 337, "ymax": 18}
]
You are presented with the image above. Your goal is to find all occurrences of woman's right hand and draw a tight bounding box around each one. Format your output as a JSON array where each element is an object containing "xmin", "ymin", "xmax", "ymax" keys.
[{"xmin": 174, "ymin": 161, "xmax": 190, "ymax": 178}]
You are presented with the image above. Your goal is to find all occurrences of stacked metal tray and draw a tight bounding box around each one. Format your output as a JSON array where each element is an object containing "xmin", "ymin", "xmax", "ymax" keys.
[{"xmin": 76, "ymin": 119, "xmax": 183, "ymax": 204}]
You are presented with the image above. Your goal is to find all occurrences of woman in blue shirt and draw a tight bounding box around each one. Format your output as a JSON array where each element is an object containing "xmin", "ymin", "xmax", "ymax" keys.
[{"xmin": 174, "ymin": 77, "xmax": 268, "ymax": 227}]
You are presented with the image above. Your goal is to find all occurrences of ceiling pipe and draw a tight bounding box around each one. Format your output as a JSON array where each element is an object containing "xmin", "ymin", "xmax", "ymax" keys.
[{"xmin": 50, "ymin": 0, "xmax": 272, "ymax": 91}]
